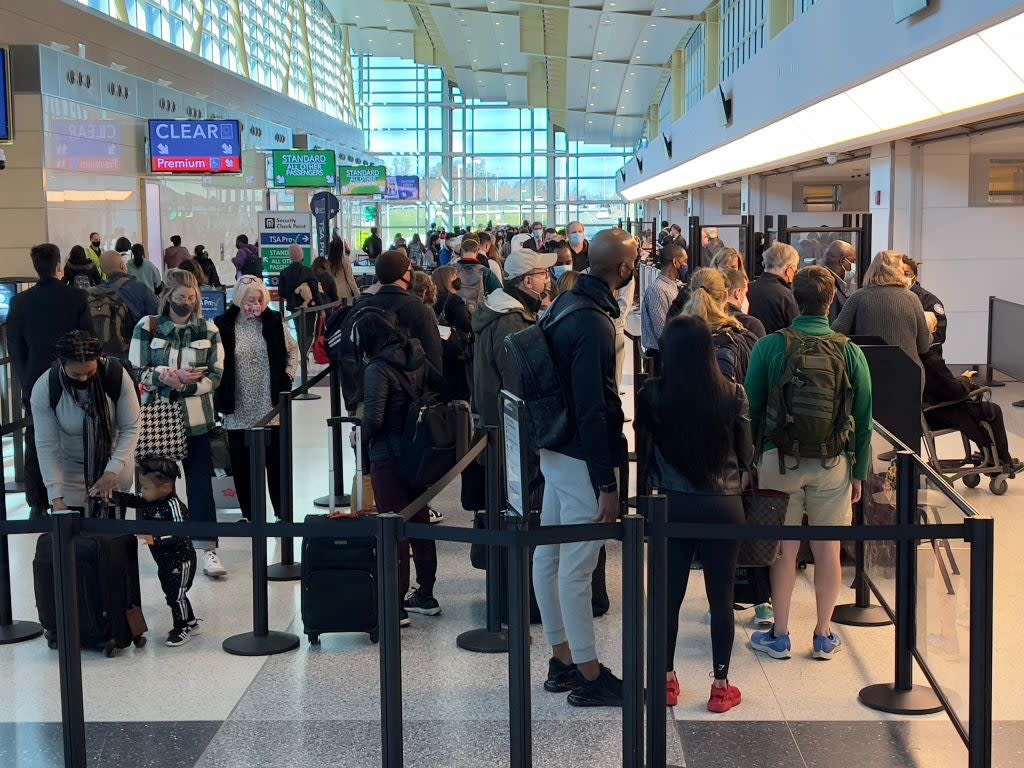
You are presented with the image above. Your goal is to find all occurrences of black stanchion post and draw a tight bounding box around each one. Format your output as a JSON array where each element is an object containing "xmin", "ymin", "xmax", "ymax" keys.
[
  {"xmin": 967, "ymin": 516, "xmax": 994, "ymax": 768},
  {"xmin": 267, "ymin": 391, "xmax": 301, "ymax": 581},
  {"xmin": 223, "ymin": 428, "xmax": 300, "ymax": 656},
  {"xmin": 506, "ymin": 513, "xmax": 532, "ymax": 768},
  {"xmin": 859, "ymin": 451, "xmax": 942, "ymax": 714},
  {"xmin": 376, "ymin": 512, "xmax": 405, "ymax": 768},
  {"xmin": 643, "ymin": 495, "xmax": 674, "ymax": 768},
  {"xmin": 457, "ymin": 427, "xmax": 509, "ymax": 653},
  {"xmin": 314, "ymin": 415, "xmax": 352, "ymax": 509},
  {"xmin": 0, "ymin": 454, "xmax": 42, "ymax": 644},
  {"xmin": 621, "ymin": 513, "xmax": 644, "ymax": 768},
  {"xmin": 51, "ymin": 512, "xmax": 87, "ymax": 767},
  {"xmin": 832, "ymin": 498, "xmax": 891, "ymax": 628},
  {"xmin": 293, "ymin": 307, "xmax": 322, "ymax": 401},
  {"xmin": 687, "ymin": 216, "xmax": 701, "ymax": 270}
]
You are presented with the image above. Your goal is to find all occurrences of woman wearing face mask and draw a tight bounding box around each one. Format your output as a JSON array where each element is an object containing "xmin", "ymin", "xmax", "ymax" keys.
[
  {"xmin": 32, "ymin": 330, "xmax": 140, "ymax": 514},
  {"xmin": 130, "ymin": 269, "xmax": 227, "ymax": 577},
  {"xmin": 214, "ymin": 276, "xmax": 299, "ymax": 522},
  {"xmin": 431, "ymin": 266, "xmax": 473, "ymax": 402}
]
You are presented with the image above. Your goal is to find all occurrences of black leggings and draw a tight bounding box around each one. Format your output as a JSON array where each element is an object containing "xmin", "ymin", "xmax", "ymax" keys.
[
  {"xmin": 665, "ymin": 492, "xmax": 743, "ymax": 680},
  {"xmin": 928, "ymin": 400, "xmax": 1012, "ymax": 464}
]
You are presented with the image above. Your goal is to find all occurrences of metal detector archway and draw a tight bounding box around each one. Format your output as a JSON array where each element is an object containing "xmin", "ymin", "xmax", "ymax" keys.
[
  {"xmin": 776, "ymin": 213, "xmax": 873, "ymax": 287},
  {"xmin": 687, "ymin": 215, "xmax": 757, "ymax": 275}
]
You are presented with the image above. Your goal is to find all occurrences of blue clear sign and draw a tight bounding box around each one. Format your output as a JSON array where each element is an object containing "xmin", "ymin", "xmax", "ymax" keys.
[
  {"xmin": 200, "ymin": 288, "xmax": 226, "ymax": 318},
  {"xmin": 147, "ymin": 119, "xmax": 241, "ymax": 174},
  {"xmin": 0, "ymin": 282, "xmax": 16, "ymax": 323},
  {"xmin": 0, "ymin": 47, "xmax": 11, "ymax": 142}
]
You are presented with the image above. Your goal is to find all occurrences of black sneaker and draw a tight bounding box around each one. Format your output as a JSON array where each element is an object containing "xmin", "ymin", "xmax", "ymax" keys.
[
  {"xmin": 567, "ymin": 666, "xmax": 624, "ymax": 708},
  {"xmin": 404, "ymin": 590, "xmax": 442, "ymax": 616},
  {"xmin": 399, "ymin": 609, "xmax": 411, "ymax": 628},
  {"xmin": 165, "ymin": 626, "xmax": 191, "ymax": 647},
  {"xmin": 544, "ymin": 657, "xmax": 582, "ymax": 693}
]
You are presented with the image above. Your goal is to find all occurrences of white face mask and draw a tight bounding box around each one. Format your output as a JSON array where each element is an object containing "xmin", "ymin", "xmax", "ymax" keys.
[
  {"xmin": 844, "ymin": 267, "xmax": 856, "ymax": 283},
  {"xmin": 533, "ymin": 229, "xmax": 543, "ymax": 239}
]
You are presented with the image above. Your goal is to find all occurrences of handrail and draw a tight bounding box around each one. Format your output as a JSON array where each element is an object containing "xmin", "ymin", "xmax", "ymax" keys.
[
  {"xmin": 252, "ymin": 364, "xmax": 332, "ymax": 428},
  {"xmin": 284, "ymin": 298, "xmax": 346, "ymax": 323}
]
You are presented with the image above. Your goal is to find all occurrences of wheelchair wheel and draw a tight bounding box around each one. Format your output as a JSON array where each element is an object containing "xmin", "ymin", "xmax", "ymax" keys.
[
  {"xmin": 962, "ymin": 473, "xmax": 981, "ymax": 489},
  {"xmin": 989, "ymin": 477, "xmax": 1008, "ymax": 496}
]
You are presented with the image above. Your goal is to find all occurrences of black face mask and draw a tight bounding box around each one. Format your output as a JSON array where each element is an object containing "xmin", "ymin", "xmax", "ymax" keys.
[
  {"xmin": 62, "ymin": 368, "xmax": 94, "ymax": 390},
  {"xmin": 169, "ymin": 301, "xmax": 194, "ymax": 318},
  {"xmin": 91, "ymin": 241, "xmax": 100, "ymax": 248},
  {"xmin": 451, "ymin": 278, "xmax": 462, "ymax": 292}
]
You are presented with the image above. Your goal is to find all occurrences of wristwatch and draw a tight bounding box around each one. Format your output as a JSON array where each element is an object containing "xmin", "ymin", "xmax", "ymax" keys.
[{"xmin": 598, "ymin": 482, "xmax": 618, "ymax": 494}]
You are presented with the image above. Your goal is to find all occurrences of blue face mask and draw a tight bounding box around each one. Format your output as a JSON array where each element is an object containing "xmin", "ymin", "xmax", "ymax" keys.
[
  {"xmin": 568, "ymin": 232, "xmax": 584, "ymax": 247},
  {"xmin": 552, "ymin": 264, "xmax": 570, "ymax": 279}
]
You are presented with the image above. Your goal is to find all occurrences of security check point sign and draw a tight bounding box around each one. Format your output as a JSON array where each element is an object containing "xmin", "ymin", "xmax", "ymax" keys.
[{"xmin": 259, "ymin": 212, "xmax": 313, "ymax": 273}]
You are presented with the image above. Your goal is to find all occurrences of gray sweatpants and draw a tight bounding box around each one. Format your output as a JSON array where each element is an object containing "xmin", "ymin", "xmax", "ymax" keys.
[{"xmin": 533, "ymin": 449, "xmax": 605, "ymax": 665}]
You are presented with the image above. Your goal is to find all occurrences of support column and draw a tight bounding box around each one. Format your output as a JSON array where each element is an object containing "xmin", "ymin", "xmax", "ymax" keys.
[
  {"xmin": 741, "ymin": 174, "xmax": 763, "ymax": 221},
  {"xmin": 869, "ymin": 141, "xmax": 914, "ymax": 254},
  {"xmin": 704, "ymin": 3, "xmax": 721, "ymax": 95},
  {"xmin": 671, "ymin": 49, "xmax": 685, "ymax": 122}
]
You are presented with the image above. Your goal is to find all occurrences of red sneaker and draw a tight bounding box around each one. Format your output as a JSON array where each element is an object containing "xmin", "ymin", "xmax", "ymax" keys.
[
  {"xmin": 666, "ymin": 675, "xmax": 680, "ymax": 707},
  {"xmin": 707, "ymin": 681, "xmax": 741, "ymax": 713}
]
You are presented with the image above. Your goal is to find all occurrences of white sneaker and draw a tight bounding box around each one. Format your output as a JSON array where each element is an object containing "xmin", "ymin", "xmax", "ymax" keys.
[
  {"xmin": 203, "ymin": 550, "xmax": 227, "ymax": 577},
  {"xmin": 428, "ymin": 508, "xmax": 444, "ymax": 525}
]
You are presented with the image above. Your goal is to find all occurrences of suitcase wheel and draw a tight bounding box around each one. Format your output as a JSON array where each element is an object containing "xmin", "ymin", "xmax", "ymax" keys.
[
  {"xmin": 308, "ymin": 634, "xmax": 321, "ymax": 646},
  {"xmin": 103, "ymin": 640, "xmax": 119, "ymax": 658},
  {"xmin": 369, "ymin": 630, "xmax": 379, "ymax": 644},
  {"xmin": 47, "ymin": 638, "xmax": 57, "ymax": 650},
  {"xmin": 133, "ymin": 636, "xmax": 147, "ymax": 648}
]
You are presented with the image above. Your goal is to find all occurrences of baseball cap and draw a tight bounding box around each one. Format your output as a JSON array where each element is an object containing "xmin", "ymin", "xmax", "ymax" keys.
[{"xmin": 505, "ymin": 234, "xmax": 557, "ymax": 280}]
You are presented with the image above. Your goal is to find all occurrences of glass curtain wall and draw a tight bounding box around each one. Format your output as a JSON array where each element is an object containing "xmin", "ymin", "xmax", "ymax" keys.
[{"xmin": 353, "ymin": 55, "xmax": 628, "ymax": 245}]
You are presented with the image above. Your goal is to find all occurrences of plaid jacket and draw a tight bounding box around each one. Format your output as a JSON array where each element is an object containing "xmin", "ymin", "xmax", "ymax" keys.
[{"xmin": 129, "ymin": 314, "xmax": 225, "ymax": 437}]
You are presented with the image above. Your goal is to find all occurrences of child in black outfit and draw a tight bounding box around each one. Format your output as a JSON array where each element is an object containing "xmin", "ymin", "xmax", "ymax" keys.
[{"xmin": 116, "ymin": 458, "xmax": 200, "ymax": 647}]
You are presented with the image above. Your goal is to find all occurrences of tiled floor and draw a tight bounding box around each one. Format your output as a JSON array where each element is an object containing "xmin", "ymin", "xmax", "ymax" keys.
[{"xmin": 2, "ymin": 341, "xmax": 1023, "ymax": 767}]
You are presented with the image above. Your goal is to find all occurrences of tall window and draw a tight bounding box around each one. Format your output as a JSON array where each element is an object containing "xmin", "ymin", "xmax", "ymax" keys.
[
  {"xmin": 685, "ymin": 24, "xmax": 706, "ymax": 111},
  {"xmin": 720, "ymin": 0, "xmax": 766, "ymax": 81}
]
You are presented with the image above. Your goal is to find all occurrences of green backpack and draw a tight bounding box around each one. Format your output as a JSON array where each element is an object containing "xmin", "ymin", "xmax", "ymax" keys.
[{"xmin": 763, "ymin": 328, "xmax": 855, "ymax": 473}]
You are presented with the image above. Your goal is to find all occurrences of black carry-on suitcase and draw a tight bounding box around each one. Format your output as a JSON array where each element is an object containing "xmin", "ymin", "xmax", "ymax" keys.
[
  {"xmin": 301, "ymin": 424, "xmax": 379, "ymax": 645},
  {"xmin": 33, "ymin": 533, "xmax": 148, "ymax": 657}
]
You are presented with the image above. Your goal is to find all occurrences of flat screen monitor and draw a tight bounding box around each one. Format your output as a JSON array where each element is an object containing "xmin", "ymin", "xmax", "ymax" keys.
[
  {"xmin": 0, "ymin": 282, "xmax": 15, "ymax": 323},
  {"xmin": 200, "ymin": 288, "xmax": 226, "ymax": 318},
  {"xmin": 147, "ymin": 119, "xmax": 242, "ymax": 174}
]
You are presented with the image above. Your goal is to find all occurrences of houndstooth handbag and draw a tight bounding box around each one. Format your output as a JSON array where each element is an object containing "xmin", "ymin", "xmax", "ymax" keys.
[{"xmin": 136, "ymin": 398, "xmax": 188, "ymax": 461}]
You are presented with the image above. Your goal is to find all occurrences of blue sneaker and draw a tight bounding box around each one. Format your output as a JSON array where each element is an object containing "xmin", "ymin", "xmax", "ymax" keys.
[
  {"xmin": 750, "ymin": 628, "xmax": 792, "ymax": 659},
  {"xmin": 813, "ymin": 632, "xmax": 843, "ymax": 660}
]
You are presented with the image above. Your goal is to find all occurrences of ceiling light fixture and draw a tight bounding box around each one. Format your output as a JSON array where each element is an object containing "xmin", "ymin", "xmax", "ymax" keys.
[
  {"xmin": 620, "ymin": 11, "xmax": 1024, "ymax": 201},
  {"xmin": 642, "ymin": 39, "xmax": 649, "ymax": 44}
]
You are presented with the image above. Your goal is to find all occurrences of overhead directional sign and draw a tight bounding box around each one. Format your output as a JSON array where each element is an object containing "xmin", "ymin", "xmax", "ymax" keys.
[
  {"xmin": 0, "ymin": 47, "xmax": 11, "ymax": 142},
  {"xmin": 271, "ymin": 149, "xmax": 337, "ymax": 188},
  {"xmin": 258, "ymin": 211, "xmax": 313, "ymax": 274},
  {"xmin": 148, "ymin": 119, "xmax": 242, "ymax": 174}
]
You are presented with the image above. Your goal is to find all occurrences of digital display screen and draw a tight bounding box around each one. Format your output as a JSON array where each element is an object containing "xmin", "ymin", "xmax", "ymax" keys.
[
  {"xmin": 147, "ymin": 119, "xmax": 242, "ymax": 174},
  {"xmin": 0, "ymin": 282, "xmax": 17, "ymax": 323},
  {"xmin": 200, "ymin": 288, "xmax": 226, "ymax": 318},
  {"xmin": 271, "ymin": 149, "xmax": 337, "ymax": 188},
  {"xmin": 384, "ymin": 175, "xmax": 420, "ymax": 200},
  {"xmin": 338, "ymin": 165, "xmax": 388, "ymax": 196},
  {"xmin": 0, "ymin": 47, "xmax": 11, "ymax": 142}
]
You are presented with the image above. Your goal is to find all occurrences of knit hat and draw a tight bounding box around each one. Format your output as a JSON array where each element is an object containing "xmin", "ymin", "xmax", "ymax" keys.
[
  {"xmin": 375, "ymin": 249, "xmax": 412, "ymax": 284},
  {"xmin": 505, "ymin": 234, "xmax": 557, "ymax": 280}
]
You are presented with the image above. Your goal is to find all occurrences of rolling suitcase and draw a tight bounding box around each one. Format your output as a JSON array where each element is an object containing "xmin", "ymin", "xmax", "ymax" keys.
[
  {"xmin": 300, "ymin": 424, "xmax": 379, "ymax": 645},
  {"xmin": 33, "ymin": 533, "xmax": 148, "ymax": 657}
]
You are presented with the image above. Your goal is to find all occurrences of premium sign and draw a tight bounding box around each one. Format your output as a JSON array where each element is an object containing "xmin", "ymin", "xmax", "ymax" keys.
[
  {"xmin": 338, "ymin": 165, "xmax": 388, "ymax": 196},
  {"xmin": 258, "ymin": 212, "xmax": 313, "ymax": 274},
  {"xmin": 271, "ymin": 149, "xmax": 337, "ymax": 188},
  {"xmin": 147, "ymin": 119, "xmax": 242, "ymax": 174}
]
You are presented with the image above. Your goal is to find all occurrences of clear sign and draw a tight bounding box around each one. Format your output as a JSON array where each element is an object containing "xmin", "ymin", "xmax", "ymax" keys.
[
  {"xmin": 384, "ymin": 175, "xmax": 420, "ymax": 200},
  {"xmin": 148, "ymin": 119, "xmax": 242, "ymax": 174},
  {"xmin": 0, "ymin": 47, "xmax": 10, "ymax": 142},
  {"xmin": 271, "ymin": 149, "xmax": 337, "ymax": 188},
  {"xmin": 51, "ymin": 119, "xmax": 121, "ymax": 171},
  {"xmin": 258, "ymin": 212, "xmax": 313, "ymax": 274},
  {"xmin": 338, "ymin": 165, "xmax": 387, "ymax": 196}
]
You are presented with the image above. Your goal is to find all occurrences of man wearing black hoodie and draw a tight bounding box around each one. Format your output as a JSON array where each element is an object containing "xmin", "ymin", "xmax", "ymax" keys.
[{"xmin": 533, "ymin": 228, "xmax": 633, "ymax": 708}]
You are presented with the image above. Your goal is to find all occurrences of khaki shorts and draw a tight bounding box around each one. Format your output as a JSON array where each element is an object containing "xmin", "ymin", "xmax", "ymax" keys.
[{"xmin": 758, "ymin": 449, "xmax": 853, "ymax": 527}]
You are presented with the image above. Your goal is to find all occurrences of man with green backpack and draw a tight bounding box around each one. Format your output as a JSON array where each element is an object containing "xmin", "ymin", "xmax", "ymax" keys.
[{"xmin": 744, "ymin": 265, "xmax": 873, "ymax": 662}]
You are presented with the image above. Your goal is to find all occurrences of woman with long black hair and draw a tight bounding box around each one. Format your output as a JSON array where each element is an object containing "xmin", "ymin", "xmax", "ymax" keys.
[
  {"xmin": 127, "ymin": 243, "xmax": 163, "ymax": 295},
  {"xmin": 635, "ymin": 314, "xmax": 752, "ymax": 713}
]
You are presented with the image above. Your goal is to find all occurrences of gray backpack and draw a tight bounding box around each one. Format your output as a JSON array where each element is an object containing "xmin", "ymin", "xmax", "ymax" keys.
[{"xmin": 456, "ymin": 262, "xmax": 486, "ymax": 313}]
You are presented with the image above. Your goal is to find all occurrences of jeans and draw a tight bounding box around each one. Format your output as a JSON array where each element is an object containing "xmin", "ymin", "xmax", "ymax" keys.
[
  {"xmin": 664, "ymin": 492, "xmax": 743, "ymax": 679},
  {"xmin": 370, "ymin": 459, "xmax": 436, "ymax": 598},
  {"xmin": 182, "ymin": 433, "xmax": 217, "ymax": 548},
  {"xmin": 533, "ymin": 449, "xmax": 605, "ymax": 664},
  {"xmin": 227, "ymin": 428, "xmax": 282, "ymax": 520}
]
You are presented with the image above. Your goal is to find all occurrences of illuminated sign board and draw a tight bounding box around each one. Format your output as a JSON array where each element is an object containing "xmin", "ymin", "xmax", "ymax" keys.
[
  {"xmin": 271, "ymin": 149, "xmax": 337, "ymax": 187},
  {"xmin": 0, "ymin": 47, "xmax": 11, "ymax": 142},
  {"xmin": 338, "ymin": 165, "xmax": 387, "ymax": 196},
  {"xmin": 147, "ymin": 119, "xmax": 242, "ymax": 174},
  {"xmin": 384, "ymin": 175, "xmax": 420, "ymax": 200}
]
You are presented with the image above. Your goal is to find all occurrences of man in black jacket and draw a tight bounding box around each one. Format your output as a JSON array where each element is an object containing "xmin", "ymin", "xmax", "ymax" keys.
[
  {"xmin": 748, "ymin": 242, "xmax": 799, "ymax": 334},
  {"xmin": 363, "ymin": 227, "xmax": 383, "ymax": 261},
  {"xmin": 533, "ymin": 228, "xmax": 632, "ymax": 709},
  {"xmin": 7, "ymin": 243, "xmax": 93, "ymax": 517},
  {"xmin": 361, "ymin": 250, "xmax": 443, "ymax": 376}
]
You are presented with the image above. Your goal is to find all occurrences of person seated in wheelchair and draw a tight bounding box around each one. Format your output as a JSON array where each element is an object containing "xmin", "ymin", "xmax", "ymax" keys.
[{"xmin": 921, "ymin": 312, "xmax": 1023, "ymax": 476}]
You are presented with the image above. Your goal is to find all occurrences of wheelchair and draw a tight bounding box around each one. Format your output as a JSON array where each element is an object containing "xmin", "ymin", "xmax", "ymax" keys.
[{"xmin": 921, "ymin": 387, "xmax": 1015, "ymax": 495}]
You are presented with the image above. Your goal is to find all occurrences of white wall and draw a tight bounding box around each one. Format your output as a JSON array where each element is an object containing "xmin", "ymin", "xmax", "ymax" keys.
[{"xmin": 917, "ymin": 128, "xmax": 1024, "ymax": 364}]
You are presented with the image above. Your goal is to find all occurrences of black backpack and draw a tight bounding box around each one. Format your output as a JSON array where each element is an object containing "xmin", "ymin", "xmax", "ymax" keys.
[
  {"xmin": 48, "ymin": 357, "xmax": 134, "ymax": 410},
  {"xmin": 502, "ymin": 293, "xmax": 607, "ymax": 450},
  {"xmin": 325, "ymin": 301, "xmax": 396, "ymax": 412},
  {"xmin": 387, "ymin": 366, "xmax": 471, "ymax": 494}
]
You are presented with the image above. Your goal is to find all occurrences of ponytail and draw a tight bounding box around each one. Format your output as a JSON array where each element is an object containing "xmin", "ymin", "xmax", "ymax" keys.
[{"xmin": 130, "ymin": 243, "xmax": 145, "ymax": 269}]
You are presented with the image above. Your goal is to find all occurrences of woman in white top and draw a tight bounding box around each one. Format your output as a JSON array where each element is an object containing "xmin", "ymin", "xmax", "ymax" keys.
[{"xmin": 32, "ymin": 330, "xmax": 140, "ymax": 512}]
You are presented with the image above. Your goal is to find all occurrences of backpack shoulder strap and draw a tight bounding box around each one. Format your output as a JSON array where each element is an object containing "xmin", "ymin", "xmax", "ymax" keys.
[
  {"xmin": 99, "ymin": 358, "xmax": 124, "ymax": 402},
  {"xmin": 48, "ymin": 366, "xmax": 61, "ymax": 411}
]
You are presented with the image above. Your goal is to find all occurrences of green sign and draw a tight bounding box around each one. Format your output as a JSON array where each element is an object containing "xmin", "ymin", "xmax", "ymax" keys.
[
  {"xmin": 339, "ymin": 165, "xmax": 387, "ymax": 196},
  {"xmin": 363, "ymin": 205, "xmax": 377, "ymax": 223},
  {"xmin": 271, "ymin": 149, "xmax": 337, "ymax": 188}
]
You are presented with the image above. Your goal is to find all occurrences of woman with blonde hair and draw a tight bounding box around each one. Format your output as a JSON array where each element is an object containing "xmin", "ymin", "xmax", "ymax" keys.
[
  {"xmin": 213, "ymin": 276, "xmax": 298, "ymax": 522},
  {"xmin": 409, "ymin": 270, "xmax": 437, "ymax": 307},
  {"xmin": 711, "ymin": 246, "xmax": 746, "ymax": 277},
  {"xmin": 130, "ymin": 268, "xmax": 227, "ymax": 576},
  {"xmin": 833, "ymin": 250, "xmax": 930, "ymax": 377},
  {"xmin": 679, "ymin": 268, "xmax": 757, "ymax": 381}
]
